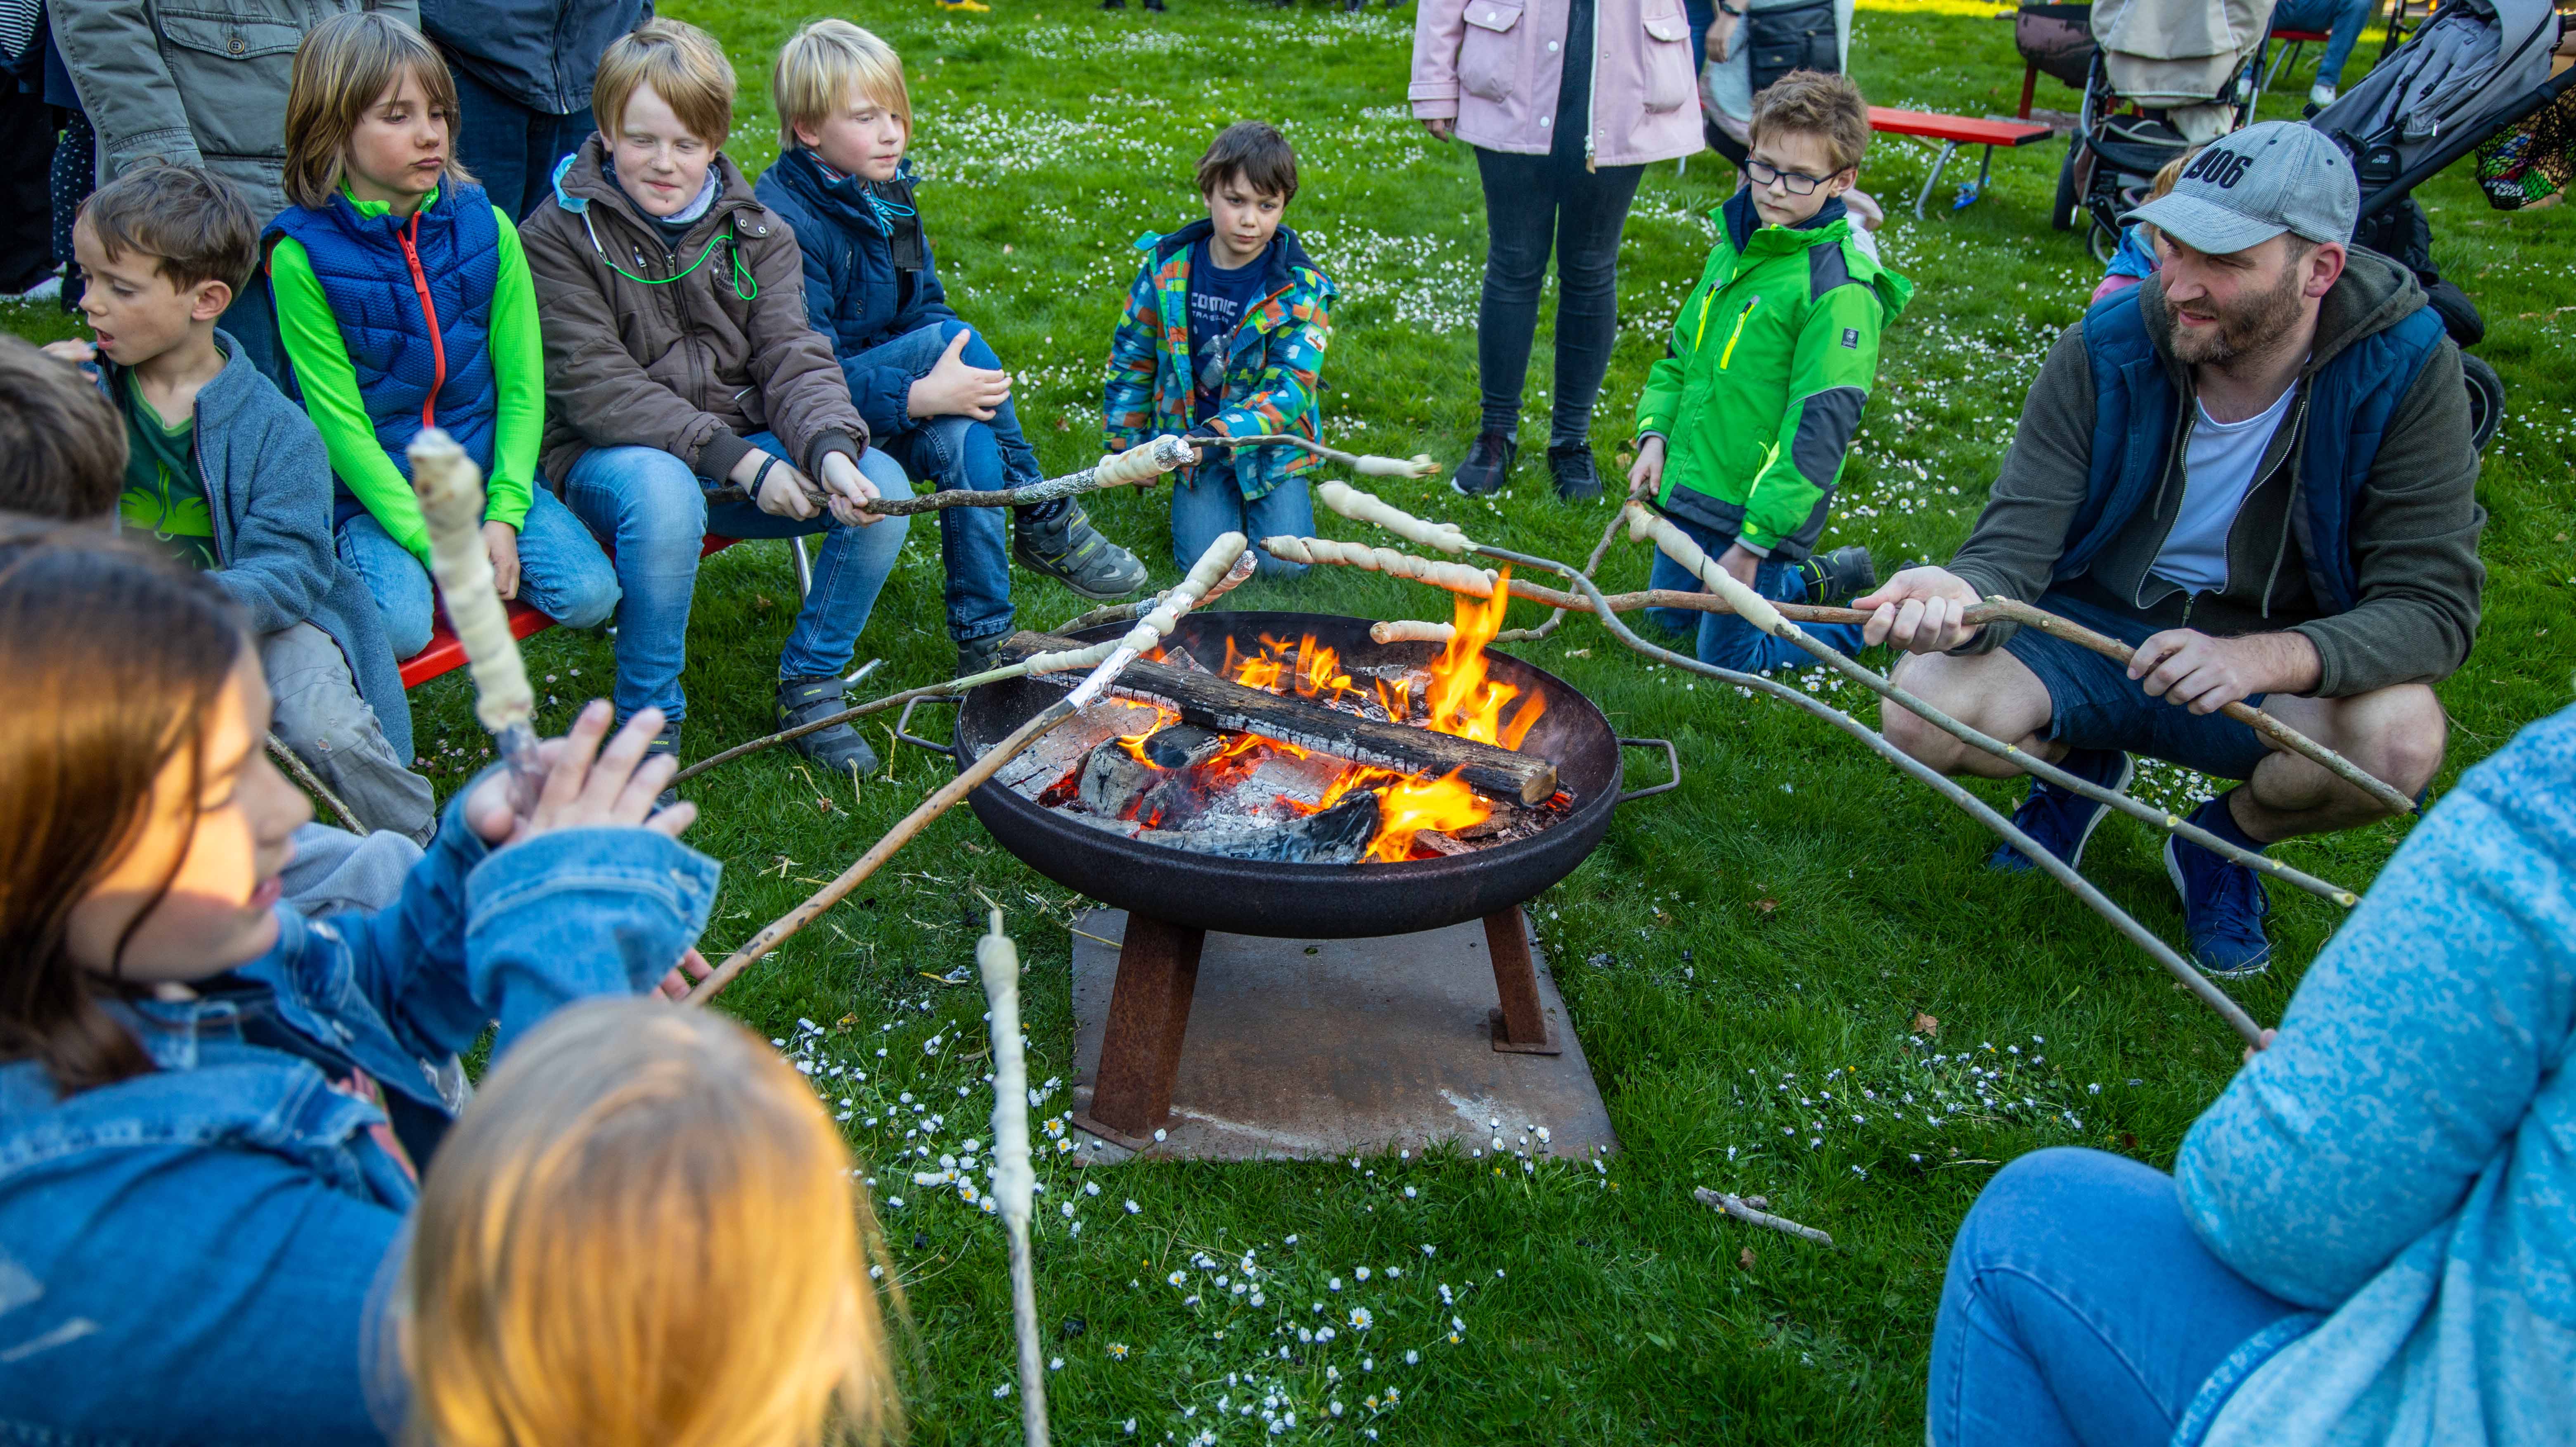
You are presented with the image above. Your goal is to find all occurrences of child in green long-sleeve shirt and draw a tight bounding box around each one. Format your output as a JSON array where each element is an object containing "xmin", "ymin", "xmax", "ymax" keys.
[
  {"xmin": 266, "ymin": 11, "xmax": 617, "ymax": 661},
  {"xmin": 1626, "ymin": 69, "xmax": 1910, "ymax": 674}
]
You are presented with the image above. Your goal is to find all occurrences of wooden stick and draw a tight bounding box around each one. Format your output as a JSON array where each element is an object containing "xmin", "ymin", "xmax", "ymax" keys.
[
  {"xmin": 267, "ymin": 732, "xmax": 362, "ymax": 835},
  {"xmin": 1693, "ymin": 1188, "xmax": 1833, "ymax": 1245},
  {"xmin": 1506, "ymin": 509, "xmax": 1629, "ymax": 642},
  {"xmin": 978, "ymin": 911, "xmax": 1050, "ymax": 1447},
  {"xmin": 1977, "ymin": 596, "xmax": 2417, "ymax": 817},
  {"xmin": 710, "ymin": 434, "xmax": 1199, "ymax": 515},
  {"xmin": 1197, "ymin": 432, "xmax": 1438, "ymax": 479}
]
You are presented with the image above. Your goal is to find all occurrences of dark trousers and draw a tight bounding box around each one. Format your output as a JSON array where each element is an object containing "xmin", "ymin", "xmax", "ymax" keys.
[
  {"xmin": 0, "ymin": 84, "xmax": 56, "ymax": 293},
  {"xmin": 1472, "ymin": 145, "xmax": 1645, "ymax": 449},
  {"xmin": 447, "ymin": 61, "xmax": 594, "ymax": 221}
]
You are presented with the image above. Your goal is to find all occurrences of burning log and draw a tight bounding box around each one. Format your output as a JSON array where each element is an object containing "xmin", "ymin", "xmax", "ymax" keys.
[
  {"xmin": 994, "ymin": 631, "xmax": 1559, "ymax": 806},
  {"xmin": 1136, "ymin": 789, "xmax": 1383, "ymax": 865}
]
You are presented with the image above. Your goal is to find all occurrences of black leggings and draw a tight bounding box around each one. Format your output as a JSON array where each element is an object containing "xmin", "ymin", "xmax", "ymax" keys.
[{"xmin": 1472, "ymin": 145, "xmax": 1645, "ymax": 449}]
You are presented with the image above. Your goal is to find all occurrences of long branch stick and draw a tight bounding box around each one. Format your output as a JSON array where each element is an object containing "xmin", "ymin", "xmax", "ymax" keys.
[
  {"xmin": 1693, "ymin": 1188, "xmax": 1833, "ymax": 1245},
  {"xmin": 1196, "ymin": 432, "xmax": 1439, "ymax": 479},
  {"xmin": 712, "ymin": 434, "xmax": 1200, "ymax": 514},
  {"xmin": 267, "ymin": 732, "xmax": 363, "ymax": 834},
  {"xmin": 978, "ymin": 911, "xmax": 1049, "ymax": 1447}
]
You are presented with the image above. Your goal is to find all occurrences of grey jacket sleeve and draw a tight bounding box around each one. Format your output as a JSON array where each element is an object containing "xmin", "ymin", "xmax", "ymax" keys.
[
  {"xmin": 1944, "ymin": 324, "xmax": 2097, "ymax": 654},
  {"xmin": 214, "ymin": 401, "xmax": 336, "ymax": 637},
  {"xmin": 2289, "ymin": 341, "xmax": 2486, "ymax": 697},
  {"xmin": 52, "ymin": 0, "xmax": 203, "ymax": 176}
]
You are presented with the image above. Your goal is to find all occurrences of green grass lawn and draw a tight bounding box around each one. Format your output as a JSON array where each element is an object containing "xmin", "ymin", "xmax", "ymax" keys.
[{"xmin": 10, "ymin": 2, "xmax": 2573, "ymax": 1439}]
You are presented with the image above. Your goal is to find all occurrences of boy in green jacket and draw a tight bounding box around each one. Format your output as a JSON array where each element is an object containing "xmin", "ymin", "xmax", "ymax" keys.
[{"xmin": 1627, "ymin": 70, "xmax": 1911, "ymax": 673}]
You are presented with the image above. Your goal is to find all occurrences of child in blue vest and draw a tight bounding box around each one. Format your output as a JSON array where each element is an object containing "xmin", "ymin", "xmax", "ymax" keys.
[
  {"xmin": 266, "ymin": 11, "xmax": 619, "ymax": 662},
  {"xmin": 756, "ymin": 20, "xmax": 1148, "ymax": 677},
  {"xmin": 0, "ymin": 523, "xmax": 717, "ymax": 1443}
]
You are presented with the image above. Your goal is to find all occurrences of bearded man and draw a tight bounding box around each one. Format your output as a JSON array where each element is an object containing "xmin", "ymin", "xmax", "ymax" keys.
[{"xmin": 1855, "ymin": 122, "xmax": 2484, "ymax": 975}]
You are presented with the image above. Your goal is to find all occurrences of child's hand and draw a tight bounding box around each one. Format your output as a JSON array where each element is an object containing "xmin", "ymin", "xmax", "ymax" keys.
[
  {"xmin": 754, "ymin": 461, "xmax": 824, "ymax": 520},
  {"xmin": 1626, "ymin": 435, "xmax": 1666, "ymax": 499},
  {"xmin": 656, "ymin": 947, "xmax": 715, "ymax": 1001},
  {"xmin": 42, "ymin": 339, "xmax": 96, "ymax": 366},
  {"xmin": 466, "ymin": 702, "xmax": 695, "ymax": 847},
  {"xmin": 481, "ymin": 519, "xmax": 521, "ymax": 600},
  {"xmin": 817, "ymin": 451, "xmax": 885, "ymax": 527},
  {"xmin": 907, "ymin": 330, "xmax": 1011, "ymax": 420},
  {"xmin": 1716, "ymin": 542, "xmax": 1762, "ymax": 590}
]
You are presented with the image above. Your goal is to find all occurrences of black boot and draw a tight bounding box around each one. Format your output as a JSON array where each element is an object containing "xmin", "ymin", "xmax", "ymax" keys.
[
  {"xmin": 777, "ymin": 676, "xmax": 879, "ymax": 778},
  {"xmin": 1450, "ymin": 430, "xmax": 1516, "ymax": 497},
  {"xmin": 1792, "ymin": 545, "xmax": 1878, "ymax": 606},
  {"xmin": 1546, "ymin": 443, "xmax": 1602, "ymax": 501}
]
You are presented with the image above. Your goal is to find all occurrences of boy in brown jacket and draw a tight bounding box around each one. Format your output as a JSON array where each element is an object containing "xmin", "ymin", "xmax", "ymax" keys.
[{"xmin": 520, "ymin": 18, "xmax": 912, "ymax": 777}]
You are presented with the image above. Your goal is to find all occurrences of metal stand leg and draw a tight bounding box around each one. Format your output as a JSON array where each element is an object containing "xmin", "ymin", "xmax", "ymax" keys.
[
  {"xmin": 1484, "ymin": 907, "xmax": 1561, "ymax": 1055},
  {"xmin": 790, "ymin": 535, "xmax": 814, "ymax": 598},
  {"xmin": 1078, "ymin": 914, "xmax": 1206, "ymax": 1143},
  {"xmin": 1914, "ymin": 140, "xmax": 1958, "ymax": 221}
]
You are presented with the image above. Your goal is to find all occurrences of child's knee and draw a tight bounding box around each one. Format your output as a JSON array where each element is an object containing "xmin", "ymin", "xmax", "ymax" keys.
[
  {"xmin": 384, "ymin": 601, "xmax": 435, "ymax": 661},
  {"xmin": 941, "ymin": 320, "xmax": 1003, "ymax": 372}
]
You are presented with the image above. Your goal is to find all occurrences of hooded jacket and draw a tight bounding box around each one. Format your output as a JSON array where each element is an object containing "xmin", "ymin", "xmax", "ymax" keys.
[
  {"xmin": 1947, "ymin": 248, "xmax": 2485, "ymax": 698},
  {"xmin": 1103, "ymin": 219, "xmax": 1334, "ymax": 503},
  {"xmin": 1409, "ymin": 0, "xmax": 1702, "ymax": 166},
  {"xmin": 1633, "ymin": 191, "xmax": 1911, "ymax": 560},
  {"xmin": 517, "ymin": 139, "xmax": 865, "ymax": 489}
]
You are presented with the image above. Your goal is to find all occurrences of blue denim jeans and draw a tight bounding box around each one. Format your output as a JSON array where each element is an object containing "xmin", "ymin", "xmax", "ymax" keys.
[
  {"xmin": 1641, "ymin": 511, "xmax": 1864, "ymax": 673},
  {"xmin": 1172, "ymin": 473, "xmax": 1313, "ymax": 579},
  {"xmin": 446, "ymin": 61, "xmax": 595, "ymax": 221},
  {"xmin": 335, "ymin": 483, "xmax": 621, "ymax": 661},
  {"xmin": 844, "ymin": 320, "xmax": 1030, "ymax": 644},
  {"xmin": 2267, "ymin": 0, "xmax": 2375, "ymax": 86},
  {"xmin": 557, "ymin": 432, "xmax": 914, "ymax": 721},
  {"xmin": 1928, "ymin": 1148, "xmax": 2317, "ymax": 1447}
]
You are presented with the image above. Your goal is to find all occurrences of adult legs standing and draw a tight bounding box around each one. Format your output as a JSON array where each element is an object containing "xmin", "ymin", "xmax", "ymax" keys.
[{"xmin": 445, "ymin": 59, "xmax": 594, "ymax": 221}]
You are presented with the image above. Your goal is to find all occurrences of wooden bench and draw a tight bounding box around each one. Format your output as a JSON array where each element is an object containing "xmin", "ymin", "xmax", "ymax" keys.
[
  {"xmin": 1868, "ymin": 106, "xmax": 2057, "ymax": 219},
  {"xmin": 400, "ymin": 534, "xmax": 755, "ymax": 689}
]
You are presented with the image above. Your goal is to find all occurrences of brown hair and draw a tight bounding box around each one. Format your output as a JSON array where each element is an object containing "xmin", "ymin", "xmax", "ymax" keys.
[
  {"xmin": 1196, "ymin": 120, "xmax": 1298, "ymax": 202},
  {"xmin": 0, "ymin": 338, "xmax": 126, "ymax": 522},
  {"xmin": 773, "ymin": 19, "xmax": 910, "ymax": 152},
  {"xmin": 1748, "ymin": 70, "xmax": 1871, "ymax": 176},
  {"xmin": 402, "ymin": 999, "xmax": 902, "ymax": 1447},
  {"xmin": 282, "ymin": 11, "xmax": 476, "ymax": 212},
  {"xmin": 0, "ymin": 522, "xmax": 248, "ymax": 1094},
  {"xmin": 78, "ymin": 165, "xmax": 261, "ymax": 297},
  {"xmin": 594, "ymin": 18, "xmax": 736, "ymax": 147}
]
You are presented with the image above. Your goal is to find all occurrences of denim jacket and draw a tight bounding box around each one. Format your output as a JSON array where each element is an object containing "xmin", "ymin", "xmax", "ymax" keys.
[{"xmin": 0, "ymin": 784, "xmax": 720, "ymax": 1445}]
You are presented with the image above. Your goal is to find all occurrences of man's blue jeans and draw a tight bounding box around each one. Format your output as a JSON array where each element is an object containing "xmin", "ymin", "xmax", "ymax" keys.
[
  {"xmin": 336, "ymin": 483, "xmax": 621, "ymax": 661},
  {"xmin": 842, "ymin": 320, "xmax": 1028, "ymax": 645},
  {"xmin": 1641, "ymin": 511, "xmax": 1864, "ymax": 673},
  {"xmin": 446, "ymin": 60, "xmax": 595, "ymax": 220},
  {"xmin": 558, "ymin": 432, "xmax": 914, "ymax": 722},
  {"xmin": 2268, "ymin": 0, "xmax": 2375, "ymax": 87},
  {"xmin": 1171, "ymin": 473, "xmax": 1313, "ymax": 579},
  {"xmin": 1928, "ymin": 1148, "xmax": 2317, "ymax": 1447}
]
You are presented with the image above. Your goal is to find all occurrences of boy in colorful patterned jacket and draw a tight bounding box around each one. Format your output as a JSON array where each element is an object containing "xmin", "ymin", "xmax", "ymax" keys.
[{"xmin": 1103, "ymin": 121, "xmax": 1334, "ymax": 579}]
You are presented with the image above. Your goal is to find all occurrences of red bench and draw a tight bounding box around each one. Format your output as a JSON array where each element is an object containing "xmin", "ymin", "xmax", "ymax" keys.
[
  {"xmin": 2254, "ymin": 27, "xmax": 2334, "ymax": 111},
  {"xmin": 1868, "ymin": 106, "xmax": 2056, "ymax": 219},
  {"xmin": 400, "ymin": 534, "xmax": 748, "ymax": 689}
]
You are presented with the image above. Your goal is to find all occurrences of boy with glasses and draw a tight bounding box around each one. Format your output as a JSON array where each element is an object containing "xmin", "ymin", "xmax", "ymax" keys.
[{"xmin": 1627, "ymin": 69, "xmax": 1910, "ymax": 674}]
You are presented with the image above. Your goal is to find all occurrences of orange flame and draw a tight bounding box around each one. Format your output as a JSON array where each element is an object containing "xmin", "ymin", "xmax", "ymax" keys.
[
  {"xmin": 1114, "ymin": 703, "xmax": 1184, "ymax": 765},
  {"xmin": 1367, "ymin": 768, "xmax": 1490, "ymax": 861},
  {"xmin": 1422, "ymin": 569, "xmax": 1544, "ymax": 750}
]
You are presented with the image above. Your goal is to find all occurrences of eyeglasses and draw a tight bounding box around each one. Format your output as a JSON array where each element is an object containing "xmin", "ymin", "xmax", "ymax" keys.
[{"xmin": 1744, "ymin": 159, "xmax": 1839, "ymax": 195}]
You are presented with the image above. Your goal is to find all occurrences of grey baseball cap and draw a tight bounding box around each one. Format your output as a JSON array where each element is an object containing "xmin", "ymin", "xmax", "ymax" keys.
[{"xmin": 2121, "ymin": 121, "xmax": 2359, "ymax": 254}]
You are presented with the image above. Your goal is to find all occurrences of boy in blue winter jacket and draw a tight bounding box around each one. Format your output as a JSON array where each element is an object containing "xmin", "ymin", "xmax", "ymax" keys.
[{"xmin": 757, "ymin": 19, "xmax": 1147, "ymax": 676}]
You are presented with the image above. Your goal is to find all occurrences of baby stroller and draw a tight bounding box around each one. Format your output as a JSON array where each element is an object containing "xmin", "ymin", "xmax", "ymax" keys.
[
  {"xmin": 2310, "ymin": 0, "xmax": 2569, "ymax": 449},
  {"xmin": 2043, "ymin": 0, "xmax": 2274, "ymax": 256}
]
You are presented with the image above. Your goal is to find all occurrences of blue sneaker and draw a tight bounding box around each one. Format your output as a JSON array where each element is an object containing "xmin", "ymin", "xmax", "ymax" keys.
[
  {"xmin": 2164, "ymin": 820, "xmax": 2273, "ymax": 976},
  {"xmin": 1989, "ymin": 748, "xmax": 2133, "ymax": 873}
]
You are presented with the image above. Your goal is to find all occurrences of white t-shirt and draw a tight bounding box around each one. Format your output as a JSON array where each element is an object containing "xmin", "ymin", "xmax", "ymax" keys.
[{"xmin": 2151, "ymin": 384, "xmax": 2298, "ymax": 595}]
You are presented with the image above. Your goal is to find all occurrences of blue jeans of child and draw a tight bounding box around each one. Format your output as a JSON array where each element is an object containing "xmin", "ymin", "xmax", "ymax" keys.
[
  {"xmin": 1928, "ymin": 1148, "xmax": 2318, "ymax": 1447},
  {"xmin": 1641, "ymin": 512, "xmax": 1864, "ymax": 673},
  {"xmin": 1172, "ymin": 474, "xmax": 1313, "ymax": 580},
  {"xmin": 842, "ymin": 320, "xmax": 1031, "ymax": 645},
  {"xmin": 557, "ymin": 432, "xmax": 914, "ymax": 722},
  {"xmin": 2267, "ymin": 0, "xmax": 2375, "ymax": 86},
  {"xmin": 336, "ymin": 484, "xmax": 621, "ymax": 661}
]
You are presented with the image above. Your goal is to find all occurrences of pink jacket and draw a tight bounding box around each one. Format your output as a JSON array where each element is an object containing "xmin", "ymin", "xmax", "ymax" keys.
[{"xmin": 1409, "ymin": 0, "xmax": 1702, "ymax": 168}]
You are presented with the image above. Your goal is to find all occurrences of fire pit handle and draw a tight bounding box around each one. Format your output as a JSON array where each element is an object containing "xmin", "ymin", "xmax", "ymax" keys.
[
  {"xmin": 894, "ymin": 694, "xmax": 966, "ymax": 762},
  {"xmin": 1614, "ymin": 737, "xmax": 1681, "ymax": 805}
]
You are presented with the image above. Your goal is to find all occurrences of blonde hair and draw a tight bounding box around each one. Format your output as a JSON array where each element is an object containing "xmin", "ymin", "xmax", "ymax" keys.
[
  {"xmin": 401, "ymin": 1000, "xmax": 901, "ymax": 1447},
  {"xmin": 774, "ymin": 20, "xmax": 912, "ymax": 152},
  {"xmin": 282, "ymin": 11, "xmax": 476, "ymax": 211},
  {"xmin": 2151, "ymin": 144, "xmax": 2206, "ymax": 200},
  {"xmin": 594, "ymin": 17, "xmax": 736, "ymax": 148}
]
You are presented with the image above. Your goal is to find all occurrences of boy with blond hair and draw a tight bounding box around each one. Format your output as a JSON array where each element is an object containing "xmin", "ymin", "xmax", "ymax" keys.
[
  {"xmin": 758, "ymin": 18, "xmax": 1146, "ymax": 678},
  {"xmin": 1628, "ymin": 70, "xmax": 1910, "ymax": 674}
]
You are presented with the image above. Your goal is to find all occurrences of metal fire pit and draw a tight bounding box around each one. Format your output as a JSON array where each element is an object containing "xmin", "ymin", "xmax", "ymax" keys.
[{"xmin": 897, "ymin": 611, "xmax": 1676, "ymax": 1147}]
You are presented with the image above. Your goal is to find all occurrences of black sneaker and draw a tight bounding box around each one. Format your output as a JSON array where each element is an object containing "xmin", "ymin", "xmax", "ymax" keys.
[
  {"xmin": 642, "ymin": 717, "xmax": 682, "ymax": 809},
  {"xmin": 1100, "ymin": 0, "xmax": 1125, "ymax": 8},
  {"xmin": 1546, "ymin": 444, "xmax": 1602, "ymax": 501},
  {"xmin": 777, "ymin": 676, "xmax": 879, "ymax": 778},
  {"xmin": 1989, "ymin": 748, "xmax": 2132, "ymax": 873},
  {"xmin": 1451, "ymin": 431, "xmax": 1516, "ymax": 497},
  {"xmin": 1014, "ymin": 501, "xmax": 1148, "ymax": 602},
  {"xmin": 957, "ymin": 633, "xmax": 1007, "ymax": 679},
  {"xmin": 1793, "ymin": 545, "xmax": 1878, "ymax": 606}
]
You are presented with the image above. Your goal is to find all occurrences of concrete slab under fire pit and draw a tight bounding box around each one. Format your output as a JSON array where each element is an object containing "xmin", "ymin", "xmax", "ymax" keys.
[{"xmin": 1067, "ymin": 909, "xmax": 1618, "ymax": 1164}]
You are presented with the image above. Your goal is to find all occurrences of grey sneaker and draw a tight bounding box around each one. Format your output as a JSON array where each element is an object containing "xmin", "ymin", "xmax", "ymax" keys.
[
  {"xmin": 1014, "ymin": 501, "xmax": 1148, "ymax": 601},
  {"xmin": 1451, "ymin": 431, "xmax": 1516, "ymax": 497},
  {"xmin": 642, "ymin": 717, "xmax": 682, "ymax": 808},
  {"xmin": 777, "ymin": 676, "xmax": 879, "ymax": 777}
]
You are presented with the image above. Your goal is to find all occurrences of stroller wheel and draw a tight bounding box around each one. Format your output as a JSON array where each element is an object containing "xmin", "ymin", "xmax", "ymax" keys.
[
  {"xmin": 2053, "ymin": 140, "xmax": 2081, "ymax": 231},
  {"xmin": 2089, "ymin": 218, "xmax": 2118, "ymax": 265},
  {"xmin": 2461, "ymin": 352, "xmax": 2505, "ymax": 454}
]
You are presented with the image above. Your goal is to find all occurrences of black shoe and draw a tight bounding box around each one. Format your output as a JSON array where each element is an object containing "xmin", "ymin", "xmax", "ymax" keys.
[
  {"xmin": 1141, "ymin": 0, "xmax": 1165, "ymax": 9},
  {"xmin": 1451, "ymin": 431, "xmax": 1516, "ymax": 497},
  {"xmin": 642, "ymin": 717, "xmax": 682, "ymax": 809},
  {"xmin": 1014, "ymin": 501, "xmax": 1149, "ymax": 602},
  {"xmin": 777, "ymin": 676, "xmax": 880, "ymax": 778},
  {"xmin": 957, "ymin": 633, "xmax": 1007, "ymax": 679},
  {"xmin": 1792, "ymin": 545, "xmax": 1877, "ymax": 606},
  {"xmin": 1546, "ymin": 443, "xmax": 1602, "ymax": 501},
  {"xmin": 1101, "ymin": 0, "xmax": 1126, "ymax": 8}
]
